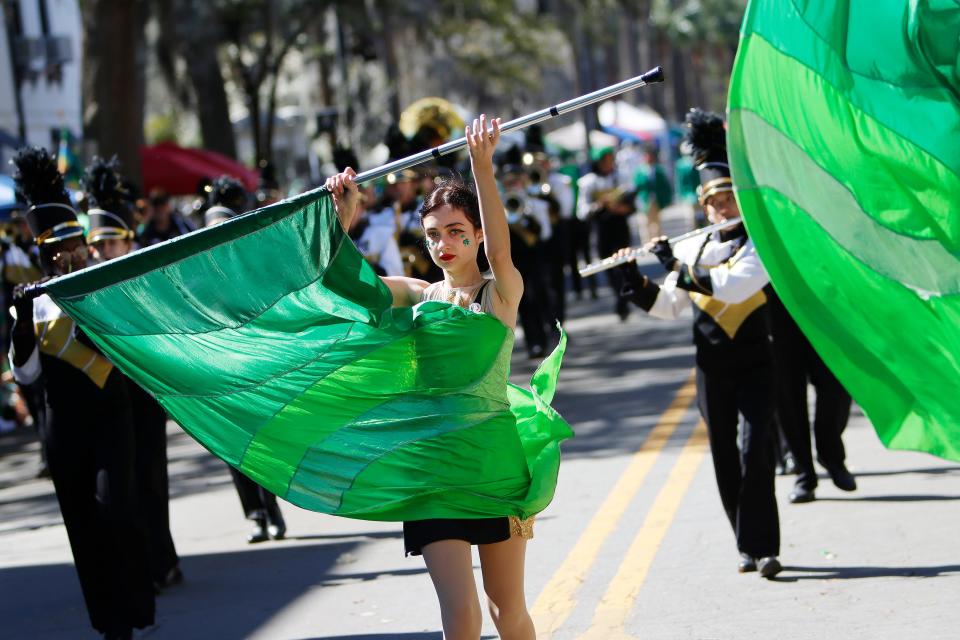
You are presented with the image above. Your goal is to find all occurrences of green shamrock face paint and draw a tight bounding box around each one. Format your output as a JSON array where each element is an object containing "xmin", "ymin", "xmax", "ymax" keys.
[{"xmin": 461, "ymin": 234, "xmax": 470, "ymax": 246}]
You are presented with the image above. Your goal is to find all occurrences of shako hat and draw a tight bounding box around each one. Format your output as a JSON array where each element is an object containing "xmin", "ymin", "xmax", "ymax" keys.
[
  {"xmin": 11, "ymin": 147, "xmax": 84, "ymax": 245},
  {"xmin": 82, "ymin": 156, "xmax": 136, "ymax": 243},
  {"xmin": 204, "ymin": 175, "xmax": 248, "ymax": 227},
  {"xmin": 682, "ymin": 108, "xmax": 733, "ymax": 203}
]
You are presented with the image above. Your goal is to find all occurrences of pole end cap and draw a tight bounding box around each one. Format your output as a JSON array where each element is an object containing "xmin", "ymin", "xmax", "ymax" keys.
[{"xmin": 641, "ymin": 66, "xmax": 665, "ymax": 84}]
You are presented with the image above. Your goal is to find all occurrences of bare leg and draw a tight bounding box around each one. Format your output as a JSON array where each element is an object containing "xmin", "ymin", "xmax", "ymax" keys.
[
  {"xmin": 478, "ymin": 536, "xmax": 535, "ymax": 640},
  {"xmin": 421, "ymin": 539, "xmax": 482, "ymax": 640}
]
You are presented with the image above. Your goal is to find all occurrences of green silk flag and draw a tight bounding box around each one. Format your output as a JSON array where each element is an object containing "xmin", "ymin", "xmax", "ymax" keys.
[
  {"xmin": 43, "ymin": 188, "xmax": 572, "ymax": 520},
  {"xmin": 728, "ymin": 1, "xmax": 960, "ymax": 460}
]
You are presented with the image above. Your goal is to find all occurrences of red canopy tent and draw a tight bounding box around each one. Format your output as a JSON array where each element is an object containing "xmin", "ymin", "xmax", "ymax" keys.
[{"xmin": 140, "ymin": 142, "xmax": 259, "ymax": 196}]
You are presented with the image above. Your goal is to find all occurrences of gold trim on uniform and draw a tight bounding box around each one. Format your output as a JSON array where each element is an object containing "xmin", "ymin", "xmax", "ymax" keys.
[
  {"xmin": 87, "ymin": 227, "xmax": 135, "ymax": 244},
  {"xmin": 33, "ymin": 295, "xmax": 113, "ymax": 388},
  {"xmin": 698, "ymin": 177, "xmax": 734, "ymax": 203},
  {"xmin": 36, "ymin": 220, "xmax": 85, "ymax": 245},
  {"xmin": 688, "ymin": 242, "xmax": 766, "ymax": 339},
  {"xmin": 690, "ymin": 289, "xmax": 767, "ymax": 339}
]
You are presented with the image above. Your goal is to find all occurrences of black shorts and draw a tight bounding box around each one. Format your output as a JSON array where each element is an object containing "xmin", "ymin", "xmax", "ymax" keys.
[{"xmin": 403, "ymin": 517, "xmax": 511, "ymax": 556}]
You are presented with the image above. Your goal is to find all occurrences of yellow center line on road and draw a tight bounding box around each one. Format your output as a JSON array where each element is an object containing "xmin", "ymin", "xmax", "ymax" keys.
[
  {"xmin": 531, "ymin": 371, "xmax": 698, "ymax": 638},
  {"xmin": 577, "ymin": 420, "xmax": 709, "ymax": 640}
]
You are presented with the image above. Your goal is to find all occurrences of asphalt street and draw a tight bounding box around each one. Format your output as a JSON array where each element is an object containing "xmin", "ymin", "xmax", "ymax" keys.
[{"xmin": 1, "ymin": 208, "xmax": 958, "ymax": 639}]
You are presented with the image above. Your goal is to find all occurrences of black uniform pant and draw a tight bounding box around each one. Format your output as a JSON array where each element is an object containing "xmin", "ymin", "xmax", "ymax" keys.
[
  {"xmin": 771, "ymin": 309, "xmax": 851, "ymax": 490},
  {"xmin": 696, "ymin": 363, "xmax": 780, "ymax": 558},
  {"xmin": 597, "ymin": 215, "xmax": 632, "ymax": 317},
  {"xmin": 569, "ymin": 217, "xmax": 597, "ymax": 296},
  {"xmin": 517, "ymin": 264, "xmax": 551, "ymax": 355},
  {"xmin": 229, "ymin": 467, "xmax": 283, "ymax": 523},
  {"xmin": 129, "ymin": 383, "xmax": 180, "ymax": 582},
  {"xmin": 45, "ymin": 379, "xmax": 155, "ymax": 634},
  {"xmin": 545, "ymin": 226, "xmax": 568, "ymax": 326}
]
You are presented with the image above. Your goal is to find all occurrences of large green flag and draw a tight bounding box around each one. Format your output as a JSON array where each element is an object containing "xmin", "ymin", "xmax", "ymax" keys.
[
  {"xmin": 728, "ymin": 1, "xmax": 960, "ymax": 459},
  {"xmin": 44, "ymin": 188, "xmax": 572, "ymax": 520}
]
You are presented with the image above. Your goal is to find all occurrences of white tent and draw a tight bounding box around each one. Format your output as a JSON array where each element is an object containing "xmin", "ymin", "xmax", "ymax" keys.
[
  {"xmin": 544, "ymin": 121, "xmax": 619, "ymax": 153},
  {"xmin": 597, "ymin": 100, "xmax": 668, "ymax": 141}
]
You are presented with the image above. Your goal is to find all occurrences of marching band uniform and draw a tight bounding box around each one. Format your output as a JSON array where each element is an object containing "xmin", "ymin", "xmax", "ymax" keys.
[
  {"xmin": 84, "ymin": 158, "xmax": 182, "ymax": 588},
  {"xmin": 578, "ymin": 148, "xmax": 635, "ymax": 320},
  {"xmin": 769, "ymin": 293, "xmax": 855, "ymax": 502},
  {"xmin": 10, "ymin": 149, "xmax": 154, "ymax": 638},
  {"xmin": 618, "ymin": 111, "xmax": 781, "ymax": 577}
]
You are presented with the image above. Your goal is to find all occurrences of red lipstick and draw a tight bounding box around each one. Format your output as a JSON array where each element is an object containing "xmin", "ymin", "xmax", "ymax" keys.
[{"xmin": 439, "ymin": 253, "xmax": 455, "ymax": 262}]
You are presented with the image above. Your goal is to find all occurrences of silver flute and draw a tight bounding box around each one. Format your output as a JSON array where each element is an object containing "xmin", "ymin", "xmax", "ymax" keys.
[{"xmin": 578, "ymin": 218, "xmax": 743, "ymax": 277}]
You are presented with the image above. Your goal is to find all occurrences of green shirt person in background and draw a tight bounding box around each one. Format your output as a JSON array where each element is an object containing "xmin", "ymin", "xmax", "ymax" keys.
[{"xmin": 633, "ymin": 146, "xmax": 673, "ymax": 241}]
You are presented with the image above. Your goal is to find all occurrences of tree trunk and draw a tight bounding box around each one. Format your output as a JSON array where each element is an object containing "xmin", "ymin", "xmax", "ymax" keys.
[
  {"xmin": 692, "ymin": 46, "xmax": 706, "ymax": 110},
  {"xmin": 645, "ymin": 24, "xmax": 666, "ymax": 115},
  {"xmin": 264, "ymin": 61, "xmax": 282, "ymax": 166},
  {"xmin": 81, "ymin": 0, "xmax": 147, "ymax": 185},
  {"xmin": 620, "ymin": 3, "xmax": 642, "ymax": 104},
  {"xmin": 670, "ymin": 43, "xmax": 689, "ymax": 119},
  {"xmin": 178, "ymin": 0, "xmax": 236, "ymax": 158},
  {"xmin": 366, "ymin": 0, "xmax": 401, "ymax": 121}
]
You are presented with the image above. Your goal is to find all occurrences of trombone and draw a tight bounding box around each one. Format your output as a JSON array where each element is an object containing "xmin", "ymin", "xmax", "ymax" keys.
[{"xmin": 578, "ymin": 218, "xmax": 743, "ymax": 277}]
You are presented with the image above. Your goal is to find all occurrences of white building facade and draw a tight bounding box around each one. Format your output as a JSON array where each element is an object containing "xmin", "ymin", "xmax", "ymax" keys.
[{"xmin": 0, "ymin": 0, "xmax": 82, "ymax": 170}]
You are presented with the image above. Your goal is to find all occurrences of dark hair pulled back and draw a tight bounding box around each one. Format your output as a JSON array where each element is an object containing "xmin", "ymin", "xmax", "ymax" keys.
[{"xmin": 419, "ymin": 176, "xmax": 482, "ymax": 229}]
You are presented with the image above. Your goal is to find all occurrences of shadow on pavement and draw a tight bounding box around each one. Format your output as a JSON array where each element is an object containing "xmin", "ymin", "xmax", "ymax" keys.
[
  {"xmin": 294, "ymin": 636, "xmax": 439, "ymax": 640},
  {"xmin": 853, "ymin": 466, "xmax": 960, "ymax": 478},
  {"xmin": 294, "ymin": 635, "xmax": 495, "ymax": 640},
  {"xmin": 816, "ymin": 494, "xmax": 960, "ymax": 502},
  {"xmin": 288, "ymin": 530, "xmax": 403, "ymax": 542},
  {"xmin": 0, "ymin": 539, "xmax": 385, "ymax": 639},
  {"xmin": 775, "ymin": 564, "xmax": 960, "ymax": 581}
]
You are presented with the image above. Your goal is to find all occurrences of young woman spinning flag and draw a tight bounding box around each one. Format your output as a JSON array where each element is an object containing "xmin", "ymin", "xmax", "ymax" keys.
[{"xmin": 327, "ymin": 114, "xmax": 542, "ymax": 640}]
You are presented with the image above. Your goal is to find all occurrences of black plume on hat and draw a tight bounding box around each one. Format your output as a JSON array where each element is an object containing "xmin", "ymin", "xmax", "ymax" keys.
[
  {"xmin": 83, "ymin": 156, "xmax": 136, "ymax": 242},
  {"xmin": 82, "ymin": 156, "xmax": 132, "ymax": 213},
  {"xmin": 683, "ymin": 108, "xmax": 728, "ymax": 168},
  {"xmin": 12, "ymin": 146, "xmax": 72, "ymax": 208},
  {"xmin": 332, "ymin": 146, "xmax": 359, "ymax": 173},
  {"xmin": 207, "ymin": 175, "xmax": 248, "ymax": 213}
]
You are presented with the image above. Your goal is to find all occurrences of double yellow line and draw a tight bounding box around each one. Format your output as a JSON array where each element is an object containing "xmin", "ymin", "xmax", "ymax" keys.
[{"xmin": 531, "ymin": 371, "xmax": 708, "ymax": 639}]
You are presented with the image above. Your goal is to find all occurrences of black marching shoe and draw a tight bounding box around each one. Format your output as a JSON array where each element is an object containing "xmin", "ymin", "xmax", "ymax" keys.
[
  {"xmin": 247, "ymin": 517, "xmax": 269, "ymax": 544},
  {"xmin": 738, "ymin": 553, "xmax": 757, "ymax": 573},
  {"xmin": 757, "ymin": 556, "xmax": 783, "ymax": 579},
  {"xmin": 788, "ymin": 485, "xmax": 816, "ymax": 504},
  {"xmin": 154, "ymin": 564, "xmax": 184, "ymax": 593},
  {"xmin": 818, "ymin": 457, "xmax": 857, "ymax": 491},
  {"xmin": 267, "ymin": 513, "xmax": 287, "ymax": 540}
]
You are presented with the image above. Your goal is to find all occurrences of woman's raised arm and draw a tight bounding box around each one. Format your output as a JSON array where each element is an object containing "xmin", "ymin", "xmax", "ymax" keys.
[{"xmin": 467, "ymin": 115, "xmax": 523, "ymax": 308}]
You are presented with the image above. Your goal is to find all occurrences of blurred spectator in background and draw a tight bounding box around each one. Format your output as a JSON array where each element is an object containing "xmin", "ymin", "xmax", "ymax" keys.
[{"xmin": 139, "ymin": 189, "xmax": 194, "ymax": 247}]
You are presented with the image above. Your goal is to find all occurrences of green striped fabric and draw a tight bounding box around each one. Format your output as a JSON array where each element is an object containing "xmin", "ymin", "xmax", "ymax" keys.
[
  {"xmin": 729, "ymin": 0, "xmax": 960, "ymax": 459},
  {"xmin": 45, "ymin": 188, "xmax": 572, "ymax": 520}
]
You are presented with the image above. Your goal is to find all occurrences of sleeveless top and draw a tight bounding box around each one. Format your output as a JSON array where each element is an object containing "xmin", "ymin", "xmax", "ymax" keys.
[{"xmin": 420, "ymin": 277, "xmax": 497, "ymax": 314}]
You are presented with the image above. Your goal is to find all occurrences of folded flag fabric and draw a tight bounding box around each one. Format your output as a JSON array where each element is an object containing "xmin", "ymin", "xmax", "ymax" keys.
[
  {"xmin": 728, "ymin": 0, "xmax": 960, "ymax": 460},
  {"xmin": 44, "ymin": 187, "xmax": 573, "ymax": 520}
]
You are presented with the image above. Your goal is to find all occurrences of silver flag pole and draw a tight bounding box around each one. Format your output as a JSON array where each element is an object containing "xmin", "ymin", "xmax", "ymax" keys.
[
  {"xmin": 578, "ymin": 218, "xmax": 743, "ymax": 277},
  {"xmin": 351, "ymin": 66, "xmax": 664, "ymax": 186},
  {"xmin": 21, "ymin": 67, "xmax": 665, "ymax": 300}
]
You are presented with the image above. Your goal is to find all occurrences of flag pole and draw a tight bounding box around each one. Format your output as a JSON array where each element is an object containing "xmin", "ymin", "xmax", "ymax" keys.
[
  {"xmin": 351, "ymin": 66, "xmax": 664, "ymax": 186},
  {"xmin": 20, "ymin": 67, "xmax": 664, "ymax": 300}
]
